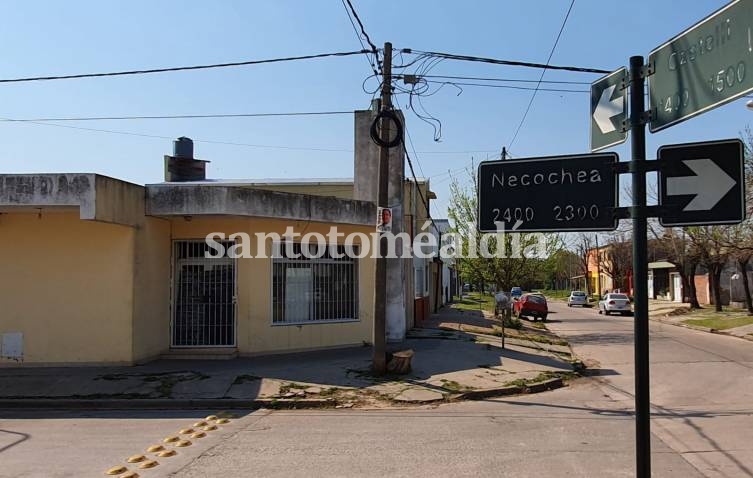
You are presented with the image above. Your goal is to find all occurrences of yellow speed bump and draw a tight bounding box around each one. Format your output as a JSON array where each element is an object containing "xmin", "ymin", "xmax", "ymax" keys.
[
  {"xmin": 157, "ymin": 449, "xmax": 177, "ymax": 458},
  {"xmin": 215, "ymin": 418, "xmax": 230, "ymax": 425},
  {"xmin": 179, "ymin": 428, "xmax": 194, "ymax": 435},
  {"xmin": 146, "ymin": 445, "xmax": 164, "ymax": 453},
  {"xmin": 105, "ymin": 465, "xmax": 128, "ymax": 475},
  {"xmin": 121, "ymin": 473, "xmax": 139, "ymax": 478},
  {"xmin": 193, "ymin": 421, "xmax": 208, "ymax": 427},
  {"xmin": 126, "ymin": 455, "xmax": 146, "ymax": 464},
  {"xmin": 203, "ymin": 424, "xmax": 218, "ymax": 431},
  {"xmin": 191, "ymin": 431, "xmax": 206, "ymax": 439},
  {"xmin": 163, "ymin": 436, "xmax": 180, "ymax": 444},
  {"xmin": 175, "ymin": 439, "xmax": 192, "ymax": 447},
  {"xmin": 138, "ymin": 460, "xmax": 159, "ymax": 470},
  {"xmin": 205, "ymin": 415, "xmax": 218, "ymax": 421}
]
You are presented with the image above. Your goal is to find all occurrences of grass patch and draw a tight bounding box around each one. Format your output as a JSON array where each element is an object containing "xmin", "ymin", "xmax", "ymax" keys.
[
  {"xmin": 318, "ymin": 387, "xmax": 341, "ymax": 397},
  {"xmin": 502, "ymin": 316, "xmax": 523, "ymax": 330},
  {"xmin": 537, "ymin": 290, "xmax": 571, "ymax": 300},
  {"xmin": 451, "ymin": 293, "xmax": 495, "ymax": 313},
  {"xmin": 515, "ymin": 333, "xmax": 569, "ymax": 347},
  {"xmin": 439, "ymin": 379, "xmax": 465, "ymax": 392},
  {"xmin": 504, "ymin": 371, "xmax": 578, "ymax": 389},
  {"xmin": 683, "ymin": 310, "xmax": 753, "ymax": 330},
  {"xmin": 279, "ymin": 382, "xmax": 310, "ymax": 394}
]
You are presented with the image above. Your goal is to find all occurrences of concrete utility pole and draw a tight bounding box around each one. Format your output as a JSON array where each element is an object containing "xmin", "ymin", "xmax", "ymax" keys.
[{"xmin": 373, "ymin": 42, "xmax": 393, "ymax": 374}]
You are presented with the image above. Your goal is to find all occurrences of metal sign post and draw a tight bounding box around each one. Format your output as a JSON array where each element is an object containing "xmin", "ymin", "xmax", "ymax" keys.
[{"xmin": 628, "ymin": 55, "xmax": 651, "ymax": 478}]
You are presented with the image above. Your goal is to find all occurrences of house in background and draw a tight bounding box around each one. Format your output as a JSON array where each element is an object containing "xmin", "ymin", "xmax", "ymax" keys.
[
  {"xmin": 585, "ymin": 245, "xmax": 622, "ymax": 296},
  {"xmin": 0, "ymin": 109, "xmax": 437, "ymax": 366},
  {"xmin": 432, "ymin": 219, "xmax": 456, "ymax": 307}
]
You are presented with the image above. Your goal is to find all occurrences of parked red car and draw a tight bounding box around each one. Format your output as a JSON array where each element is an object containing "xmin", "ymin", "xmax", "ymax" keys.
[{"xmin": 513, "ymin": 293, "xmax": 549, "ymax": 321}]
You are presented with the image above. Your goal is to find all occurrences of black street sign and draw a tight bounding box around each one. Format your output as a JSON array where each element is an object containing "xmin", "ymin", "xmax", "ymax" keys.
[
  {"xmin": 658, "ymin": 139, "xmax": 745, "ymax": 226},
  {"xmin": 649, "ymin": 0, "xmax": 753, "ymax": 132},
  {"xmin": 591, "ymin": 67, "xmax": 628, "ymax": 151},
  {"xmin": 477, "ymin": 153, "xmax": 619, "ymax": 233}
]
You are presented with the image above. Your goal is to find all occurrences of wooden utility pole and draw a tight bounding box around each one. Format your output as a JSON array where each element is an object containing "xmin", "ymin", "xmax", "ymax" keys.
[{"xmin": 373, "ymin": 42, "xmax": 392, "ymax": 374}]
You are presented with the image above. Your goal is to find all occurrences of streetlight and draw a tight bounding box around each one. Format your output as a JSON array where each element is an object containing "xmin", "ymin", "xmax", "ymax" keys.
[{"xmin": 747, "ymin": 99, "xmax": 753, "ymax": 110}]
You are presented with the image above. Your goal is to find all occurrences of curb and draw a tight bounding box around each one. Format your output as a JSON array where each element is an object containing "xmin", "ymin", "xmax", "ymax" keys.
[
  {"xmin": 451, "ymin": 377, "xmax": 564, "ymax": 401},
  {"xmin": 0, "ymin": 379, "xmax": 571, "ymax": 410},
  {"xmin": 0, "ymin": 397, "xmax": 336, "ymax": 410}
]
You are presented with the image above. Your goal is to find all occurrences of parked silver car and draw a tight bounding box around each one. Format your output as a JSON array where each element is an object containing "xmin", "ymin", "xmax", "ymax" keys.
[
  {"xmin": 567, "ymin": 290, "xmax": 588, "ymax": 307},
  {"xmin": 598, "ymin": 293, "xmax": 633, "ymax": 316}
]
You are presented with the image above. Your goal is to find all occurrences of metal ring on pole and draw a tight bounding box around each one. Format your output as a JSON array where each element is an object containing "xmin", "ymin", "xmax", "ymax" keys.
[{"xmin": 370, "ymin": 109, "xmax": 403, "ymax": 148}]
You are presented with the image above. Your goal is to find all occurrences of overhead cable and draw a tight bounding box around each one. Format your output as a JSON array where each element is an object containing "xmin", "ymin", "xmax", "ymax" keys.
[{"xmin": 0, "ymin": 50, "xmax": 368, "ymax": 83}]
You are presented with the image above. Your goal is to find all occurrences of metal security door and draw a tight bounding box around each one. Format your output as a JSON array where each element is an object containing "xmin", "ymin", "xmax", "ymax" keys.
[{"xmin": 172, "ymin": 241, "xmax": 236, "ymax": 347}]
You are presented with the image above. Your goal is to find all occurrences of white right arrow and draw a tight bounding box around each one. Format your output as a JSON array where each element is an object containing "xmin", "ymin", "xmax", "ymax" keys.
[
  {"xmin": 666, "ymin": 158, "xmax": 736, "ymax": 211},
  {"xmin": 593, "ymin": 84, "xmax": 623, "ymax": 134}
]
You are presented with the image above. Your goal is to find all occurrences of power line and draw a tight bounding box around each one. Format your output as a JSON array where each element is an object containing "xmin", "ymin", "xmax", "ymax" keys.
[
  {"xmin": 2, "ymin": 115, "xmax": 498, "ymax": 155},
  {"xmin": 2, "ymin": 118, "xmax": 357, "ymax": 151},
  {"xmin": 508, "ymin": 0, "xmax": 576, "ymax": 149},
  {"xmin": 393, "ymin": 94, "xmax": 426, "ymax": 179},
  {"xmin": 343, "ymin": 0, "xmax": 380, "ymax": 73},
  {"xmin": 404, "ymin": 143, "xmax": 439, "ymax": 228},
  {"xmin": 398, "ymin": 74, "xmax": 590, "ymax": 85},
  {"xmin": 0, "ymin": 111, "xmax": 353, "ymax": 122},
  {"xmin": 0, "ymin": 50, "xmax": 368, "ymax": 84},
  {"xmin": 422, "ymin": 80, "xmax": 587, "ymax": 94},
  {"xmin": 341, "ymin": 0, "xmax": 380, "ymax": 77},
  {"xmin": 402, "ymin": 48, "xmax": 609, "ymax": 75}
]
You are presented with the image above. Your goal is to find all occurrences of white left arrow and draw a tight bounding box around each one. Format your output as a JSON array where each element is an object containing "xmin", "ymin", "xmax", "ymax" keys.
[
  {"xmin": 666, "ymin": 158, "xmax": 736, "ymax": 211},
  {"xmin": 593, "ymin": 84, "xmax": 623, "ymax": 134}
]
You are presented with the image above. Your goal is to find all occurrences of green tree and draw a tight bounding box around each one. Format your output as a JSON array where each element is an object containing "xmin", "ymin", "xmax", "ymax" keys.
[{"xmin": 447, "ymin": 169, "xmax": 563, "ymax": 293}]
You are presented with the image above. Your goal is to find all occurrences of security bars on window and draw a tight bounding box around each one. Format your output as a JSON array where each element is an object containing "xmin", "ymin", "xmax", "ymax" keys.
[{"xmin": 272, "ymin": 243, "xmax": 358, "ymax": 324}]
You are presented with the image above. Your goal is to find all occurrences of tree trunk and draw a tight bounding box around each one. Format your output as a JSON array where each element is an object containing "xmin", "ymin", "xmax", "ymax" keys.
[
  {"xmin": 679, "ymin": 270, "xmax": 692, "ymax": 303},
  {"xmin": 710, "ymin": 263, "xmax": 723, "ymax": 312},
  {"xmin": 738, "ymin": 258, "xmax": 753, "ymax": 315},
  {"xmin": 685, "ymin": 262, "xmax": 701, "ymax": 309}
]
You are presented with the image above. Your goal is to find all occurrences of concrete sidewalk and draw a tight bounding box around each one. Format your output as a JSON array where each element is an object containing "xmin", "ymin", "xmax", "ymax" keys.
[{"xmin": 0, "ymin": 308, "xmax": 576, "ymax": 408}]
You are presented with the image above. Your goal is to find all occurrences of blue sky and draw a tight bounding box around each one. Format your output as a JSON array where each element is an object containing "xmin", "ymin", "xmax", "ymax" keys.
[{"xmin": 1, "ymin": 0, "xmax": 749, "ymax": 217}]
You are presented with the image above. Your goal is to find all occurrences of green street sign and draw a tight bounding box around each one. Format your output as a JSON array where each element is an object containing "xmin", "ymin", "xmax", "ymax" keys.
[
  {"xmin": 649, "ymin": 0, "xmax": 753, "ymax": 132},
  {"xmin": 591, "ymin": 67, "xmax": 628, "ymax": 151}
]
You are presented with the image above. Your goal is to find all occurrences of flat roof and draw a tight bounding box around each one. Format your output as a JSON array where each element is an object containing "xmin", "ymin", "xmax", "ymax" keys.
[
  {"xmin": 148, "ymin": 177, "xmax": 433, "ymax": 187},
  {"xmin": 147, "ymin": 177, "xmax": 355, "ymax": 187}
]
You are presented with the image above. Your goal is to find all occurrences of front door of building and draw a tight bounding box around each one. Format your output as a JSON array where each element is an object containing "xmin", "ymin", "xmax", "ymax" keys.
[
  {"xmin": 172, "ymin": 240, "xmax": 236, "ymax": 347},
  {"xmin": 671, "ymin": 273, "xmax": 682, "ymax": 303}
]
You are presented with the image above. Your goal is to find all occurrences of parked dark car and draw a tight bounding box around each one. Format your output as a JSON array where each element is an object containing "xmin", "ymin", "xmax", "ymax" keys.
[{"xmin": 513, "ymin": 293, "xmax": 548, "ymax": 321}]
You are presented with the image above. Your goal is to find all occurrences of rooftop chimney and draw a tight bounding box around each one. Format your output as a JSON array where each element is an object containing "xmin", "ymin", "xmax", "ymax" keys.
[{"xmin": 164, "ymin": 137, "xmax": 209, "ymax": 182}]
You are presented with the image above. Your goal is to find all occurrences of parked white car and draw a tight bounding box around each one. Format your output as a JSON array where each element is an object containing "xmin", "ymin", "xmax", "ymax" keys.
[
  {"xmin": 567, "ymin": 290, "xmax": 588, "ymax": 307},
  {"xmin": 598, "ymin": 293, "xmax": 633, "ymax": 316}
]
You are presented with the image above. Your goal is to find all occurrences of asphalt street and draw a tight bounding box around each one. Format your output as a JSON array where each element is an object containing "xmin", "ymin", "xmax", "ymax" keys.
[{"xmin": 1, "ymin": 301, "xmax": 751, "ymax": 477}]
